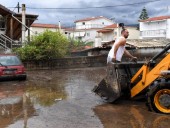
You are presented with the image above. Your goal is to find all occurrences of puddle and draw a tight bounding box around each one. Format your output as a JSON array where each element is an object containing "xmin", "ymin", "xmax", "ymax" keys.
[
  {"xmin": 0, "ymin": 67, "xmax": 105, "ymax": 128},
  {"xmin": 93, "ymin": 99, "xmax": 170, "ymax": 128},
  {"xmin": 1, "ymin": 67, "xmax": 169, "ymax": 128}
]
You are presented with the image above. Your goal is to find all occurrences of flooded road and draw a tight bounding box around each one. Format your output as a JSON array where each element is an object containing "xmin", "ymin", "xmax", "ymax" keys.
[{"xmin": 0, "ymin": 67, "xmax": 170, "ymax": 128}]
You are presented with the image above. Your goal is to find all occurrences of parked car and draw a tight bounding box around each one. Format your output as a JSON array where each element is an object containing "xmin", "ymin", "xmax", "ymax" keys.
[{"xmin": 0, "ymin": 54, "xmax": 27, "ymax": 81}]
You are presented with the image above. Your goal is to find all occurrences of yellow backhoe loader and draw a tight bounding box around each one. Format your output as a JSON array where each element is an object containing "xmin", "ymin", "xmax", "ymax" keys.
[{"xmin": 93, "ymin": 43, "xmax": 170, "ymax": 114}]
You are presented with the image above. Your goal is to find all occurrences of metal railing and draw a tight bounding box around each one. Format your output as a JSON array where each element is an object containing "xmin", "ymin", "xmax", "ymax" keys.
[
  {"xmin": 0, "ymin": 42, "xmax": 10, "ymax": 51},
  {"xmin": 0, "ymin": 33, "xmax": 22, "ymax": 52},
  {"xmin": 140, "ymin": 29, "xmax": 166, "ymax": 37},
  {"xmin": 76, "ymin": 24, "xmax": 106, "ymax": 29},
  {"xmin": 0, "ymin": 34, "xmax": 13, "ymax": 50}
]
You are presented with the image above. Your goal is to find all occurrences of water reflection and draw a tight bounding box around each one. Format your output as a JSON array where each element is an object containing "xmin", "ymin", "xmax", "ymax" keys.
[
  {"xmin": 26, "ymin": 82, "xmax": 67, "ymax": 106},
  {"xmin": 152, "ymin": 116, "xmax": 170, "ymax": 128},
  {"xmin": 25, "ymin": 70, "xmax": 68, "ymax": 106},
  {"xmin": 0, "ymin": 90, "xmax": 35, "ymax": 128},
  {"xmin": 93, "ymin": 100, "xmax": 170, "ymax": 128},
  {"xmin": 0, "ymin": 71, "xmax": 68, "ymax": 128}
]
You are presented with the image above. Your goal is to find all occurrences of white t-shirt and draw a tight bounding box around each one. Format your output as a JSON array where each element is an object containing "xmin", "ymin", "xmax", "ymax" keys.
[{"xmin": 107, "ymin": 37, "xmax": 125, "ymax": 63}]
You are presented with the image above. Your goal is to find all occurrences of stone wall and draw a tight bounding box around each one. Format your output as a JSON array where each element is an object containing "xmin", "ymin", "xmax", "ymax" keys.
[{"xmin": 23, "ymin": 55, "xmax": 107, "ymax": 70}]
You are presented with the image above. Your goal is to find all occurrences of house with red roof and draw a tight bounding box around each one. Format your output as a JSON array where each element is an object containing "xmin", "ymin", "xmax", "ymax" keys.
[
  {"xmin": 25, "ymin": 23, "xmax": 64, "ymax": 36},
  {"xmin": 139, "ymin": 16, "xmax": 170, "ymax": 39},
  {"xmin": 95, "ymin": 23, "xmax": 139, "ymax": 47},
  {"xmin": 65, "ymin": 16, "xmax": 114, "ymax": 45}
]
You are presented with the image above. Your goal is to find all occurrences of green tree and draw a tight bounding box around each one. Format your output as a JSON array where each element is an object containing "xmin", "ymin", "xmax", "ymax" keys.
[
  {"xmin": 68, "ymin": 37, "xmax": 93, "ymax": 51},
  {"xmin": 14, "ymin": 30, "xmax": 69, "ymax": 60},
  {"xmin": 139, "ymin": 7, "xmax": 149, "ymax": 20}
]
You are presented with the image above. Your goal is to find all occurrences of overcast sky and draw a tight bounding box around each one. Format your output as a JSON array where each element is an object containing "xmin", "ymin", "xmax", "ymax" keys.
[{"xmin": 1, "ymin": 0, "xmax": 170, "ymax": 27}]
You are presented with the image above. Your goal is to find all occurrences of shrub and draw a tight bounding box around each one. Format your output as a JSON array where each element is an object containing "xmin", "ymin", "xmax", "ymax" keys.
[{"xmin": 14, "ymin": 30, "xmax": 69, "ymax": 60}]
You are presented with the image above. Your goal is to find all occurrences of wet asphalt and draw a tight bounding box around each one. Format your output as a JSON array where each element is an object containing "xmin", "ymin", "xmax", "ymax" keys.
[{"xmin": 0, "ymin": 67, "xmax": 170, "ymax": 128}]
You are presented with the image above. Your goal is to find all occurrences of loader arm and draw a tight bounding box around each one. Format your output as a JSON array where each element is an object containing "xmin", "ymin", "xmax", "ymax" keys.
[
  {"xmin": 131, "ymin": 53, "xmax": 170, "ymax": 97},
  {"xmin": 93, "ymin": 43, "xmax": 170, "ymax": 114}
]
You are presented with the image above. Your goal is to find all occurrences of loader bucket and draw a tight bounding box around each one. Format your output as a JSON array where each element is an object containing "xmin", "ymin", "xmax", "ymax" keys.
[
  {"xmin": 93, "ymin": 62, "xmax": 144, "ymax": 103},
  {"xmin": 92, "ymin": 78, "xmax": 120, "ymax": 102},
  {"xmin": 92, "ymin": 63, "xmax": 122, "ymax": 102}
]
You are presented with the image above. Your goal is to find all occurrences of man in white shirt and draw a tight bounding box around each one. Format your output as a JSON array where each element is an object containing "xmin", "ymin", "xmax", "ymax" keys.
[{"xmin": 107, "ymin": 29, "xmax": 137, "ymax": 63}]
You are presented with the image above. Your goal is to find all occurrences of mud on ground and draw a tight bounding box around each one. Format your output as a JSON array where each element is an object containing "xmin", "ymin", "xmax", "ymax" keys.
[{"xmin": 0, "ymin": 67, "xmax": 170, "ymax": 128}]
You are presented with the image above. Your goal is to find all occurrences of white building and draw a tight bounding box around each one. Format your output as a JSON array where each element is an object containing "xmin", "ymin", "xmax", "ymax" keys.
[
  {"xmin": 26, "ymin": 23, "xmax": 63, "ymax": 37},
  {"xmin": 95, "ymin": 24, "xmax": 139, "ymax": 47},
  {"xmin": 64, "ymin": 16, "xmax": 114, "ymax": 45},
  {"xmin": 139, "ymin": 16, "xmax": 170, "ymax": 39}
]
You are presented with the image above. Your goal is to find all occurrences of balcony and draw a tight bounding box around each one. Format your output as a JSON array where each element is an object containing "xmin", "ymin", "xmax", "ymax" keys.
[
  {"xmin": 76, "ymin": 24, "xmax": 106, "ymax": 29},
  {"xmin": 140, "ymin": 29, "xmax": 166, "ymax": 38}
]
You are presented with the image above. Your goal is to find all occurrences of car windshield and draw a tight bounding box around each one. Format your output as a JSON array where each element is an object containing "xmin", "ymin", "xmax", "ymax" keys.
[{"xmin": 0, "ymin": 55, "xmax": 22, "ymax": 66}]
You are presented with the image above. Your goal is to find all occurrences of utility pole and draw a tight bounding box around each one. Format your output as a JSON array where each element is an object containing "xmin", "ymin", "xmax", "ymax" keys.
[
  {"xmin": 22, "ymin": 4, "xmax": 26, "ymax": 45},
  {"xmin": 17, "ymin": 2, "xmax": 20, "ymax": 13}
]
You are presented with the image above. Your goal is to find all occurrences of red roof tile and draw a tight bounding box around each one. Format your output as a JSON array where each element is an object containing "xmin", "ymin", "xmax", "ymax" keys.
[
  {"xmin": 74, "ymin": 16, "xmax": 110, "ymax": 23},
  {"xmin": 103, "ymin": 24, "xmax": 118, "ymax": 29},
  {"xmin": 85, "ymin": 45, "xmax": 92, "ymax": 49},
  {"xmin": 139, "ymin": 16, "xmax": 170, "ymax": 22},
  {"xmin": 64, "ymin": 27, "xmax": 75, "ymax": 31},
  {"xmin": 31, "ymin": 23, "xmax": 60, "ymax": 28},
  {"xmin": 97, "ymin": 29, "xmax": 113, "ymax": 33},
  {"xmin": 97, "ymin": 24, "xmax": 117, "ymax": 33}
]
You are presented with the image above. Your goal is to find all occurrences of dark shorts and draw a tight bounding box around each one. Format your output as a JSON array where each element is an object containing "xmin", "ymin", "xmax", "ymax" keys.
[{"xmin": 113, "ymin": 60, "xmax": 121, "ymax": 63}]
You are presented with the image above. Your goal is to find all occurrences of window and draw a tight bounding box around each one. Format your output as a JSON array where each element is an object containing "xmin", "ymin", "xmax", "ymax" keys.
[
  {"xmin": 82, "ymin": 22, "xmax": 85, "ymax": 25},
  {"xmin": 102, "ymin": 22, "xmax": 104, "ymax": 25},
  {"xmin": 78, "ymin": 37, "xmax": 82, "ymax": 40},
  {"xmin": 86, "ymin": 33, "xmax": 90, "ymax": 36},
  {"xmin": 0, "ymin": 56, "xmax": 21, "ymax": 66},
  {"xmin": 0, "ymin": 15, "xmax": 5, "ymax": 31},
  {"xmin": 140, "ymin": 31, "xmax": 142, "ymax": 36},
  {"xmin": 114, "ymin": 32, "xmax": 117, "ymax": 36}
]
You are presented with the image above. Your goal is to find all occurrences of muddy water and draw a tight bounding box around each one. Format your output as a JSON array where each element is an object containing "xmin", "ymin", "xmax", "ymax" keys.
[{"xmin": 0, "ymin": 67, "xmax": 169, "ymax": 128}]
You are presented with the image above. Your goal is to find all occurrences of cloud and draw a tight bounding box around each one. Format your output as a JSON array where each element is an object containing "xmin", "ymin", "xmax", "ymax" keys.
[{"xmin": 1, "ymin": 0, "xmax": 170, "ymax": 26}]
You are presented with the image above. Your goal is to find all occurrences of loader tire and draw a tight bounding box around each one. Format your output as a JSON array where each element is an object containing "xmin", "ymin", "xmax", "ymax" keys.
[{"xmin": 147, "ymin": 79, "xmax": 170, "ymax": 114}]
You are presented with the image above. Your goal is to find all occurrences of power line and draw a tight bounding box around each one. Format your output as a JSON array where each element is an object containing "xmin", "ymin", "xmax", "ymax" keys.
[
  {"xmin": 8, "ymin": 0, "xmax": 165, "ymax": 10},
  {"xmin": 27, "ymin": 0, "xmax": 163, "ymax": 9}
]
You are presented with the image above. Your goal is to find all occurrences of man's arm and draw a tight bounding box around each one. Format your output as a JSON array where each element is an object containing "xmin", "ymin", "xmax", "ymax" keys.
[{"xmin": 124, "ymin": 49, "xmax": 137, "ymax": 61}]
